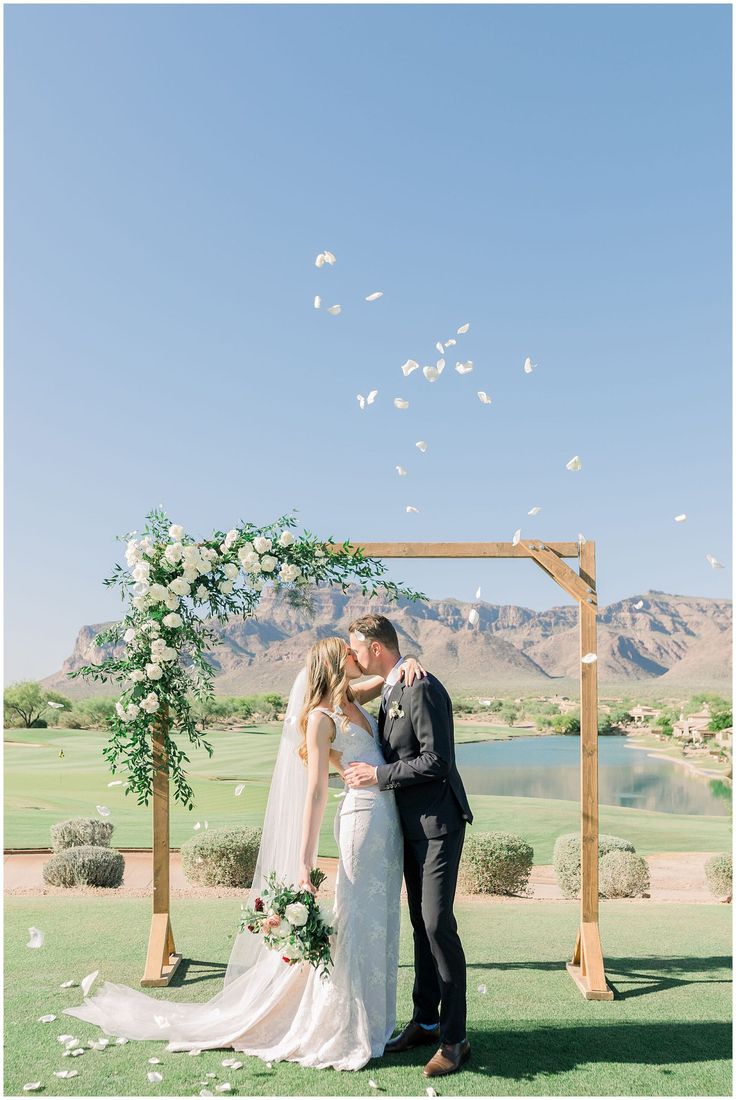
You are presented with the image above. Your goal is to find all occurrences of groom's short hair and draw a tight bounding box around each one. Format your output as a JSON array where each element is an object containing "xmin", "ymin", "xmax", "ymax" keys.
[{"xmin": 348, "ymin": 614, "xmax": 399, "ymax": 653}]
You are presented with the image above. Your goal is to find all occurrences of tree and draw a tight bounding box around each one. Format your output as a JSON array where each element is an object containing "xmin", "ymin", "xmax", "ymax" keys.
[
  {"xmin": 552, "ymin": 713, "xmax": 581, "ymax": 735},
  {"xmin": 709, "ymin": 709, "xmax": 733, "ymax": 733},
  {"xmin": 4, "ymin": 682, "xmax": 70, "ymax": 728}
]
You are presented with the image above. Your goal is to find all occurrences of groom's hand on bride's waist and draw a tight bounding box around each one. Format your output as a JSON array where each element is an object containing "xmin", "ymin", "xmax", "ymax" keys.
[{"xmin": 343, "ymin": 763, "xmax": 378, "ymax": 788}]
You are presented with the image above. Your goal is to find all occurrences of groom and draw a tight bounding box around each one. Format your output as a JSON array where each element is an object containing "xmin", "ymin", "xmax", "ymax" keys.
[{"xmin": 344, "ymin": 614, "xmax": 473, "ymax": 1079}]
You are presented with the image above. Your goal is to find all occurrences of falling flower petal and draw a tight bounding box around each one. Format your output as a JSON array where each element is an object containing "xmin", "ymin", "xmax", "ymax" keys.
[
  {"xmin": 81, "ymin": 971, "xmax": 99, "ymax": 997},
  {"xmin": 234, "ymin": 784, "xmax": 246, "ymax": 797},
  {"xmin": 475, "ymin": 586, "xmax": 482, "ymax": 599},
  {"xmin": 706, "ymin": 554, "xmax": 724, "ymax": 569},
  {"xmin": 436, "ymin": 358, "xmax": 445, "ymax": 374},
  {"xmin": 405, "ymin": 506, "xmax": 420, "ymax": 514},
  {"xmin": 477, "ymin": 391, "xmax": 492, "ymax": 404},
  {"xmin": 47, "ymin": 700, "xmax": 64, "ymax": 708},
  {"xmin": 356, "ymin": 394, "xmax": 367, "ymax": 410},
  {"xmin": 468, "ymin": 608, "xmax": 479, "ymax": 626},
  {"xmin": 478, "ymin": 983, "xmax": 488, "ymax": 993},
  {"xmin": 512, "ymin": 529, "xmax": 521, "ymax": 546},
  {"xmin": 193, "ymin": 822, "xmax": 201, "ymax": 831},
  {"xmin": 315, "ymin": 253, "xmax": 325, "ymax": 267},
  {"xmin": 38, "ymin": 1014, "xmax": 56, "ymax": 1023},
  {"xmin": 96, "ymin": 805, "xmax": 110, "ymax": 817},
  {"xmin": 423, "ymin": 366, "xmax": 439, "ymax": 382},
  {"xmin": 435, "ymin": 341, "xmax": 444, "ymax": 354},
  {"xmin": 154, "ymin": 1015, "xmax": 169, "ymax": 1029},
  {"xmin": 445, "ymin": 338, "xmax": 456, "ymax": 347},
  {"xmin": 393, "ymin": 398, "xmax": 409, "ymax": 409},
  {"xmin": 455, "ymin": 361, "xmax": 473, "ymax": 375},
  {"xmin": 26, "ymin": 927, "xmax": 44, "ymax": 949},
  {"xmin": 59, "ymin": 981, "xmax": 76, "ymax": 989},
  {"xmin": 416, "ymin": 441, "xmax": 428, "ymax": 453},
  {"xmin": 400, "ymin": 359, "xmax": 420, "ymax": 376},
  {"xmin": 528, "ymin": 506, "xmax": 541, "ymax": 516},
  {"xmin": 107, "ymin": 780, "xmax": 122, "ymax": 787},
  {"xmin": 523, "ymin": 357, "xmax": 535, "ymax": 374},
  {"xmin": 674, "ymin": 514, "xmax": 687, "ymax": 522},
  {"xmin": 313, "ymin": 295, "xmax": 321, "ymax": 309},
  {"xmin": 148, "ymin": 1058, "xmax": 161, "ymax": 1065},
  {"xmin": 54, "ymin": 1071, "xmax": 79, "ymax": 1079},
  {"xmin": 23, "ymin": 1084, "xmax": 41, "ymax": 1092},
  {"xmin": 578, "ymin": 532, "xmax": 587, "ymax": 544},
  {"xmin": 456, "ymin": 323, "xmax": 470, "ymax": 335},
  {"xmin": 395, "ymin": 466, "xmax": 407, "ymax": 477},
  {"xmin": 323, "ymin": 251, "xmax": 336, "ymax": 265},
  {"xmin": 366, "ymin": 390, "xmax": 378, "ymax": 405},
  {"xmin": 326, "ymin": 304, "xmax": 341, "ymax": 315},
  {"xmin": 204, "ymin": 821, "xmax": 209, "ymax": 829},
  {"xmin": 147, "ymin": 1071, "xmax": 163, "ymax": 1083},
  {"xmin": 566, "ymin": 455, "xmax": 582, "ymax": 471},
  {"xmin": 365, "ymin": 292, "xmax": 383, "ymax": 301},
  {"xmin": 353, "ymin": 630, "xmax": 366, "ymax": 641},
  {"xmin": 581, "ymin": 653, "xmax": 597, "ymax": 664}
]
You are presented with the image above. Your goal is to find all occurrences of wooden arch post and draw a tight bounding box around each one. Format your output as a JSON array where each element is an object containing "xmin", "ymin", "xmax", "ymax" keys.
[{"xmin": 140, "ymin": 537, "xmax": 612, "ymax": 999}]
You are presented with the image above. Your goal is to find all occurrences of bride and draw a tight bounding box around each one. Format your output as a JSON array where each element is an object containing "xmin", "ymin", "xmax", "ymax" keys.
[{"xmin": 65, "ymin": 637, "xmax": 425, "ymax": 1072}]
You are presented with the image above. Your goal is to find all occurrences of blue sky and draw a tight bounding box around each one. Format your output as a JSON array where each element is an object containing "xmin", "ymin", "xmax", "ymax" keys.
[{"xmin": 5, "ymin": 3, "xmax": 732, "ymax": 682}]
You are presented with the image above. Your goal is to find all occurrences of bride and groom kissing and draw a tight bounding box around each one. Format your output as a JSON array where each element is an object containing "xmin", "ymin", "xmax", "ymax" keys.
[{"xmin": 67, "ymin": 614, "xmax": 474, "ymax": 1079}]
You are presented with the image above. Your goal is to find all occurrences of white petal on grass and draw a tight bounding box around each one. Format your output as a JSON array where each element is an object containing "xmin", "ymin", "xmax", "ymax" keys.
[
  {"xmin": 147, "ymin": 1071, "xmax": 163, "ymax": 1084},
  {"xmin": 215, "ymin": 1086, "xmax": 232, "ymax": 1094},
  {"xmin": 478, "ymin": 983, "xmax": 488, "ymax": 993},
  {"xmin": 365, "ymin": 292, "xmax": 383, "ymax": 302},
  {"xmin": 633, "ymin": 600, "xmax": 644, "ymax": 609},
  {"xmin": 96, "ymin": 805, "xmax": 110, "ymax": 817},
  {"xmin": 477, "ymin": 391, "xmax": 492, "ymax": 404},
  {"xmin": 326, "ymin": 304, "xmax": 341, "ymax": 315},
  {"xmin": 393, "ymin": 398, "xmax": 409, "ymax": 409},
  {"xmin": 313, "ymin": 295, "xmax": 321, "ymax": 309},
  {"xmin": 706, "ymin": 554, "xmax": 725, "ymax": 569},
  {"xmin": 581, "ymin": 653, "xmax": 598, "ymax": 664},
  {"xmin": 426, "ymin": 1089, "xmax": 438, "ymax": 1098},
  {"xmin": 523, "ymin": 357, "xmax": 535, "ymax": 374},
  {"xmin": 81, "ymin": 971, "xmax": 99, "ymax": 997},
  {"xmin": 674, "ymin": 514, "xmax": 687, "ymax": 522},
  {"xmin": 38, "ymin": 1014, "xmax": 56, "ymax": 1023},
  {"xmin": 475, "ymin": 586, "xmax": 482, "ymax": 599},
  {"xmin": 27, "ymin": 927, "xmax": 44, "ymax": 949},
  {"xmin": 188, "ymin": 1049, "xmax": 203, "ymax": 1057},
  {"xmin": 405, "ymin": 506, "xmax": 420, "ymax": 514},
  {"xmin": 456, "ymin": 322, "xmax": 470, "ymax": 335},
  {"xmin": 57, "ymin": 1036, "xmax": 75, "ymax": 1044},
  {"xmin": 70, "ymin": 1049, "xmax": 84, "ymax": 1058},
  {"xmin": 234, "ymin": 784, "xmax": 246, "ymax": 797},
  {"xmin": 64, "ymin": 1039, "xmax": 80, "ymax": 1049},
  {"xmin": 395, "ymin": 466, "xmax": 407, "ymax": 477},
  {"xmin": 54, "ymin": 1071, "xmax": 79, "ymax": 1079},
  {"xmin": 107, "ymin": 780, "xmax": 122, "ymax": 787},
  {"xmin": 368, "ymin": 1080, "xmax": 379, "ymax": 1090},
  {"xmin": 60, "ymin": 981, "xmax": 76, "ymax": 989},
  {"xmin": 200, "ymin": 1092, "xmax": 213, "ymax": 1098},
  {"xmin": 148, "ymin": 1058, "xmax": 161, "ymax": 1065},
  {"xmin": 512, "ymin": 529, "xmax": 521, "ymax": 546},
  {"xmin": 400, "ymin": 359, "xmax": 420, "ymax": 376},
  {"xmin": 455, "ymin": 361, "xmax": 473, "ymax": 375},
  {"xmin": 528, "ymin": 506, "xmax": 541, "ymax": 516},
  {"xmin": 415, "ymin": 441, "xmax": 428, "ymax": 453},
  {"xmin": 23, "ymin": 1084, "xmax": 42, "ymax": 1092},
  {"xmin": 566, "ymin": 455, "xmax": 582, "ymax": 471},
  {"xmin": 423, "ymin": 366, "xmax": 439, "ymax": 382},
  {"xmin": 116, "ymin": 1037, "xmax": 129, "ymax": 1045},
  {"xmin": 468, "ymin": 608, "xmax": 479, "ymax": 627}
]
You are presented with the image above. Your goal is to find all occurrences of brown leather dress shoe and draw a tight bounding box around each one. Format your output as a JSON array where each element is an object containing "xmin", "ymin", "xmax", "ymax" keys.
[
  {"xmin": 423, "ymin": 1039, "xmax": 471, "ymax": 1077},
  {"xmin": 384, "ymin": 1020, "xmax": 441, "ymax": 1054}
]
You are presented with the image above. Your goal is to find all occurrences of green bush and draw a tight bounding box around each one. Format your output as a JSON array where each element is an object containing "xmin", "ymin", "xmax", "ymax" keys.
[
  {"xmin": 552, "ymin": 713, "xmax": 581, "ymax": 735},
  {"xmin": 599, "ymin": 850, "xmax": 650, "ymax": 898},
  {"xmin": 553, "ymin": 833, "xmax": 636, "ymax": 899},
  {"xmin": 181, "ymin": 826, "xmax": 262, "ymax": 888},
  {"xmin": 705, "ymin": 854, "xmax": 732, "ymax": 899},
  {"xmin": 459, "ymin": 831, "xmax": 534, "ymax": 895},
  {"xmin": 43, "ymin": 845, "xmax": 124, "ymax": 888},
  {"xmin": 50, "ymin": 818, "xmax": 114, "ymax": 852}
]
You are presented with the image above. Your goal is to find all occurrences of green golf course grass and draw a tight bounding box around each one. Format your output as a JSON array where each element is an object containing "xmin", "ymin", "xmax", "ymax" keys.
[
  {"xmin": 4, "ymin": 896, "xmax": 731, "ymax": 1096},
  {"xmin": 5, "ymin": 727, "xmax": 732, "ymax": 860}
]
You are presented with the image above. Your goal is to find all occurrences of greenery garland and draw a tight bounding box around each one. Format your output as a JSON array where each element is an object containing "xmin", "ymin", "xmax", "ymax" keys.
[{"xmin": 70, "ymin": 507, "xmax": 423, "ymax": 808}]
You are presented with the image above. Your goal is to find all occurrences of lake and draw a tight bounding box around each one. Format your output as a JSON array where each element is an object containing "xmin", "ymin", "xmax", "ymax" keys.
[{"xmin": 455, "ymin": 735, "xmax": 732, "ymax": 816}]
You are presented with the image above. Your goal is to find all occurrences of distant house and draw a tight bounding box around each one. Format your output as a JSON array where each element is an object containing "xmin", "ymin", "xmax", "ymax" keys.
[
  {"xmin": 672, "ymin": 703, "xmax": 715, "ymax": 744},
  {"xmin": 715, "ymin": 727, "xmax": 732, "ymax": 750},
  {"xmin": 629, "ymin": 705, "xmax": 661, "ymax": 726}
]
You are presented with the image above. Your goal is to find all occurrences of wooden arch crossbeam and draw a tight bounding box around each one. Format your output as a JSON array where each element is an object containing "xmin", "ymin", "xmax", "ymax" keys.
[{"xmin": 142, "ymin": 538, "xmax": 613, "ymax": 1002}]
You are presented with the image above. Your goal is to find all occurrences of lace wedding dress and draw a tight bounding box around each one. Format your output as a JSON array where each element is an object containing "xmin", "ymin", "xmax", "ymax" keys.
[{"xmin": 65, "ymin": 690, "xmax": 403, "ymax": 1072}]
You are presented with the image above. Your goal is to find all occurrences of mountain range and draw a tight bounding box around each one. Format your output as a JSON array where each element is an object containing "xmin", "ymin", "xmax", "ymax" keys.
[{"xmin": 41, "ymin": 588, "xmax": 732, "ymax": 698}]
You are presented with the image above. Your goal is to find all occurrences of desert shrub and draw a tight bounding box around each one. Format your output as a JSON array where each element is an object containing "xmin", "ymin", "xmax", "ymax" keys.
[
  {"xmin": 30, "ymin": 718, "xmax": 48, "ymax": 728},
  {"xmin": 459, "ymin": 831, "xmax": 533, "ymax": 895},
  {"xmin": 43, "ymin": 845, "xmax": 124, "ymax": 888},
  {"xmin": 553, "ymin": 833, "xmax": 635, "ymax": 899},
  {"xmin": 705, "ymin": 854, "xmax": 732, "ymax": 899},
  {"xmin": 552, "ymin": 713, "xmax": 581, "ymax": 735},
  {"xmin": 599, "ymin": 850, "xmax": 650, "ymax": 898},
  {"xmin": 181, "ymin": 826, "xmax": 262, "ymax": 888},
  {"xmin": 50, "ymin": 818, "xmax": 114, "ymax": 852}
]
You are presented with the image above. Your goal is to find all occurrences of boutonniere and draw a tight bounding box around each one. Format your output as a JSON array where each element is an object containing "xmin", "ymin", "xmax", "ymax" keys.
[{"xmin": 388, "ymin": 701, "xmax": 404, "ymax": 720}]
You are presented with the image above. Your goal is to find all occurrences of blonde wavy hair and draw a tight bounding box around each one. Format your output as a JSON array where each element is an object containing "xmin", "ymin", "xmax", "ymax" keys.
[{"xmin": 297, "ymin": 636, "xmax": 355, "ymax": 764}]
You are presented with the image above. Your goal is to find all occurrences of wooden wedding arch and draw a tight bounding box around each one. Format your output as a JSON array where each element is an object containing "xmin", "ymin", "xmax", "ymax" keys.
[{"xmin": 142, "ymin": 537, "xmax": 613, "ymax": 1001}]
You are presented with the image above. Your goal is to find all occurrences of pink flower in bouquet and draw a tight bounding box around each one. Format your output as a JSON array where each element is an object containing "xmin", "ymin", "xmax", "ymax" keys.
[{"xmin": 264, "ymin": 914, "xmax": 281, "ymax": 932}]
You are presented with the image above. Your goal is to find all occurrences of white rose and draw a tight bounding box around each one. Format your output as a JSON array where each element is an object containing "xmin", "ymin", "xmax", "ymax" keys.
[
  {"xmin": 274, "ymin": 918, "xmax": 292, "ymax": 939},
  {"xmin": 180, "ymin": 567, "xmax": 198, "ymax": 584},
  {"xmin": 280, "ymin": 943, "xmax": 303, "ymax": 961},
  {"xmin": 158, "ymin": 646, "xmax": 177, "ymax": 662},
  {"xmin": 123, "ymin": 628, "xmax": 137, "ymax": 643},
  {"xmin": 239, "ymin": 541, "xmax": 254, "ymax": 556},
  {"xmin": 125, "ymin": 539, "xmax": 141, "ymax": 566},
  {"xmin": 223, "ymin": 563, "xmax": 238, "ymax": 580},
  {"xmin": 196, "ymin": 559, "xmax": 212, "ymax": 575},
  {"xmin": 279, "ymin": 563, "xmax": 301, "ymax": 584},
  {"xmin": 284, "ymin": 901, "xmax": 309, "ymax": 928},
  {"xmin": 126, "ymin": 703, "xmax": 140, "ymax": 720},
  {"xmin": 219, "ymin": 581, "xmax": 234, "ymax": 594},
  {"xmin": 168, "ymin": 524, "xmax": 185, "ymax": 541},
  {"xmin": 278, "ymin": 530, "xmax": 295, "ymax": 548},
  {"xmin": 146, "ymin": 663, "xmax": 163, "ymax": 680},
  {"xmin": 224, "ymin": 529, "xmax": 238, "ymax": 548},
  {"xmin": 260, "ymin": 555, "xmax": 277, "ymax": 573},
  {"xmin": 164, "ymin": 542, "xmax": 184, "ymax": 564},
  {"xmin": 132, "ymin": 562, "xmax": 151, "ymax": 582},
  {"xmin": 195, "ymin": 584, "xmax": 208, "ymax": 600},
  {"xmin": 163, "ymin": 612, "xmax": 183, "ymax": 629},
  {"xmin": 168, "ymin": 577, "xmax": 191, "ymax": 597},
  {"xmin": 252, "ymin": 577, "xmax": 266, "ymax": 592},
  {"xmin": 144, "ymin": 619, "xmax": 161, "ymax": 633},
  {"xmin": 130, "ymin": 669, "xmax": 145, "ymax": 682},
  {"xmin": 164, "ymin": 593, "xmax": 180, "ymax": 610},
  {"xmin": 132, "ymin": 596, "xmax": 147, "ymax": 611},
  {"xmin": 253, "ymin": 536, "xmax": 272, "ymax": 554},
  {"xmin": 116, "ymin": 702, "xmax": 127, "ymax": 720},
  {"xmin": 148, "ymin": 583, "xmax": 169, "ymax": 604},
  {"xmin": 140, "ymin": 692, "xmax": 160, "ymax": 714},
  {"xmin": 132, "ymin": 582, "xmax": 150, "ymax": 597}
]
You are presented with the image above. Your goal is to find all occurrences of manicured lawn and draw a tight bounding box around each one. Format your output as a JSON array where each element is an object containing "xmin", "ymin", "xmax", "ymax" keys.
[
  {"xmin": 5, "ymin": 728, "xmax": 732, "ymax": 861},
  {"xmin": 4, "ymin": 897, "xmax": 731, "ymax": 1096}
]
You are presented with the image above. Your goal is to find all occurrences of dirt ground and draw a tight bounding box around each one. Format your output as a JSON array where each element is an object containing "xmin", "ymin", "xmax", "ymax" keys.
[{"xmin": 4, "ymin": 850, "xmax": 725, "ymax": 904}]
